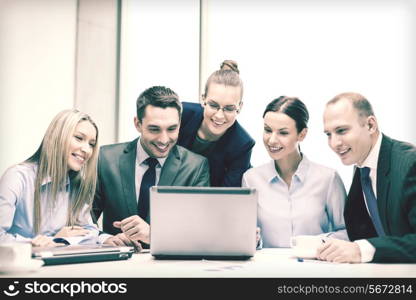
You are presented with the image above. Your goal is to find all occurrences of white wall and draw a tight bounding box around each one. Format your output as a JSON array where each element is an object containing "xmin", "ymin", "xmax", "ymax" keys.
[
  {"xmin": 75, "ymin": 0, "xmax": 119, "ymax": 146},
  {"xmin": 203, "ymin": 0, "xmax": 416, "ymax": 189},
  {"xmin": 0, "ymin": 0, "xmax": 77, "ymax": 175},
  {"xmin": 118, "ymin": 0, "xmax": 200, "ymax": 142},
  {"xmin": 1, "ymin": 0, "xmax": 415, "ymax": 191}
]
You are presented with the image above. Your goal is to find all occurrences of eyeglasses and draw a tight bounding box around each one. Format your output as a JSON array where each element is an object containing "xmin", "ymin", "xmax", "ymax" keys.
[{"xmin": 204, "ymin": 101, "xmax": 239, "ymax": 115}]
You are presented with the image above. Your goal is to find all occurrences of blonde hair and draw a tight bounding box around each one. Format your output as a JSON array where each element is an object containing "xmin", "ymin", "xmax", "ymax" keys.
[
  {"xmin": 203, "ymin": 60, "xmax": 244, "ymax": 102},
  {"xmin": 26, "ymin": 109, "xmax": 99, "ymax": 234}
]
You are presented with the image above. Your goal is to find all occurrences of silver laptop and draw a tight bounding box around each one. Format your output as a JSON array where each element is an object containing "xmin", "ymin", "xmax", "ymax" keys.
[
  {"xmin": 32, "ymin": 244, "xmax": 134, "ymax": 265},
  {"xmin": 150, "ymin": 186, "xmax": 257, "ymax": 259}
]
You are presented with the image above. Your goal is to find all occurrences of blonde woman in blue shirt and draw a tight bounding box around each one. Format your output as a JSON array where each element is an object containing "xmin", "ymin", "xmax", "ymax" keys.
[
  {"xmin": 242, "ymin": 96, "xmax": 348, "ymax": 247},
  {"xmin": 0, "ymin": 109, "xmax": 100, "ymax": 247}
]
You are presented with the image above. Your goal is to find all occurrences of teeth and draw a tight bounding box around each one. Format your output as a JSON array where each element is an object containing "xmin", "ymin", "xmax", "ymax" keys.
[
  {"xmin": 269, "ymin": 146, "xmax": 283, "ymax": 151},
  {"xmin": 73, "ymin": 154, "xmax": 85, "ymax": 162},
  {"xmin": 213, "ymin": 120, "xmax": 225, "ymax": 126},
  {"xmin": 156, "ymin": 145, "xmax": 168, "ymax": 150},
  {"xmin": 339, "ymin": 149, "xmax": 349, "ymax": 155}
]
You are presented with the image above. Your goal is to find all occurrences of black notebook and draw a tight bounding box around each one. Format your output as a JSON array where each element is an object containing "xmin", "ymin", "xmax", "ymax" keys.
[{"xmin": 32, "ymin": 244, "xmax": 134, "ymax": 265}]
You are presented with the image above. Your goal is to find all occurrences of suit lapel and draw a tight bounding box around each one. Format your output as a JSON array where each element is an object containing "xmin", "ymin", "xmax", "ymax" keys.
[
  {"xmin": 159, "ymin": 146, "xmax": 181, "ymax": 185},
  {"xmin": 376, "ymin": 134, "xmax": 392, "ymax": 233},
  {"xmin": 120, "ymin": 139, "xmax": 139, "ymax": 216}
]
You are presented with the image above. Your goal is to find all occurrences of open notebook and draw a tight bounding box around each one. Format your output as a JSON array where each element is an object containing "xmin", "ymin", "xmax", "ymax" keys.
[{"xmin": 32, "ymin": 244, "xmax": 134, "ymax": 265}]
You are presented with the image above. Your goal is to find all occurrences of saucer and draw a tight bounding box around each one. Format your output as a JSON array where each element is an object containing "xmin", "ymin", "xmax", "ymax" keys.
[{"xmin": 0, "ymin": 259, "xmax": 44, "ymax": 274}]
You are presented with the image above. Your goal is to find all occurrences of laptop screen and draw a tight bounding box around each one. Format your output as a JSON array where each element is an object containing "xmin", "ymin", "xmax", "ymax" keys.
[{"xmin": 150, "ymin": 186, "xmax": 257, "ymax": 259}]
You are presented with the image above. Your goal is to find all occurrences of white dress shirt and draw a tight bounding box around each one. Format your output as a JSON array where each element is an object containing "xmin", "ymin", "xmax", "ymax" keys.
[
  {"xmin": 242, "ymin": 155, "xmax": 348, "ymax": 248},
  {"xmin": 354, "ymin": 132, "xmax": 383, "ymax": 263}
]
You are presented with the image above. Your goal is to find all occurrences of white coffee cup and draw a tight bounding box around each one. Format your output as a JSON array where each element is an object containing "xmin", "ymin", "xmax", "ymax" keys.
[
  {"xmin": 290, "ymin": 235, "xmax": 325, "ymax": 259},
  {"xmin": 0, "ymin": 243, "xmax": 32, "ymax": 267}
]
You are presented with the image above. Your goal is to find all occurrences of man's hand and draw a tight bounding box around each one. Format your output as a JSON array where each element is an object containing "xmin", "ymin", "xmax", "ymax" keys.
[
  {"xmin": 317, "ymin": 239, "xmax": 362, "ymax": 263},
  {"xmin": 104, "ymin": 233, "xmax": 142, "ymax": 252},
  {"xmin": 113, "ymin": 215, "xmax": 150, "ymax": 244}
]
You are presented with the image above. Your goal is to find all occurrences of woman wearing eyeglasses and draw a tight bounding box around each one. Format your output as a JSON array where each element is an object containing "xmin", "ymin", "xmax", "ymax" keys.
[{"xmin": 177, "ymin": 60, "xmax": 255, "ymax": 186}]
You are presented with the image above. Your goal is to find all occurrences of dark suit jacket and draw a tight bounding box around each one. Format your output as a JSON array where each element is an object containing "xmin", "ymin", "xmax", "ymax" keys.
[
  {"xmin": 344, "ymin": 134, "xmax": 416, "ymax": 262},
  {"xmin": 177, "ymin": 102, "xmax": 255, "ymax": 187},
  {"xmin": 93, "ymin": 139, "xmax": 210, "ymax": 235}
]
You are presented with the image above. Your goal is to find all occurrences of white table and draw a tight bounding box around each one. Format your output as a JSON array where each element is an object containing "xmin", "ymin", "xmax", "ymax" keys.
[{"xmin": 2, "ymin": 248, "xmax": 415, "ymax": 278}]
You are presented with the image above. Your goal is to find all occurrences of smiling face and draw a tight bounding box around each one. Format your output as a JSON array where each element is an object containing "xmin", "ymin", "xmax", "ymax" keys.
[
  {"xmin": 323, "ymin": 99, "xmax": 378, "ymax": 166},
  {"xmin": 67, "ymin": 121, "xmax": 97, "ymax": 171},
  {"xmin": 200, "ymin": 83, "xmax": 241, "ymax": 140},
  {"xmin": 263, "ymin": 111, "xmax": 306, "ymax": 161},
  {"xmin": 135, "ymin": 105, "xmax": 180, "ymax": 158}
]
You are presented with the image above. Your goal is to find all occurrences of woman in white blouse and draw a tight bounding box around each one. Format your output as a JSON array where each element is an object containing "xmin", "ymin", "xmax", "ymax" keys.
[
  {"xmin": 242, "ymin": 96, "xmax": 348, "ymax": 247},
  {"xmin": 0, "ymin": 109, "xmax": 100, "ymax": 247}
]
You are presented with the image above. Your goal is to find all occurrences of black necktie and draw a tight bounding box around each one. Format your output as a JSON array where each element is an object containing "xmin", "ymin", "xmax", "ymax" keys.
[
  {"xmin": 138, "ymin": 157, "xmax": 158, "ymax": 221},
  {"xmin": 360, "ymin": 167, "xmax": 385, "ymax": 237}
]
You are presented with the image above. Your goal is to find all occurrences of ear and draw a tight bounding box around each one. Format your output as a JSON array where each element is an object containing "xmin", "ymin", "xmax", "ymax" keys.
[
  {"xmin": 367, "ymin": 116, "xmax": 378, "ymax": 133},
  {"xmin": 298, "ymin": 128, "xmax": 308, "ymax": 142},
  {"xmin": 200, "ymin": 94, "xmax": 206, "ymax": 107},
  {"xmin": 134, "ymin": 116, "xmax": 142, "ymax": 134},
  {"xmin": 237, "ymin": 101, "xmax": 244, "ymax": 114}
]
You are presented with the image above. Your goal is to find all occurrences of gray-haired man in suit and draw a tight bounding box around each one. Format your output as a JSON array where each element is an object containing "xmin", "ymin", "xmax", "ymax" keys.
[
  {"xmin": 319, "ymin": 92, "xmax": 416, "ymax": 263},
  {"xmin": 93, "ymin": 86, "xmax": 210, "ymax": 249}
]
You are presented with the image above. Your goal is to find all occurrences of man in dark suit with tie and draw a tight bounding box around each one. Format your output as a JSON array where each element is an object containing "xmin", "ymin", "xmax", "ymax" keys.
[
  {"xmin": 318, "ymin": 92, "xmax": 416, "ymax": 263},
  {"xmin": 93, "ymin": 86, "xmax": 210, "ymax": 248}
]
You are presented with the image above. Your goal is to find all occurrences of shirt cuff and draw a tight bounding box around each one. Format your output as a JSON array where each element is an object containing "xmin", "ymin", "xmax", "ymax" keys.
[
  {"xmin": 256, "ymin": 236, "xmax": 263, "ymax": 250},
  {"xmin": 354, "ymin": 239, "xmax": 376, "ymax": 263},
  {"xmin": 53, "ymin": 237, "xmax": 70, "ymax": 245},
  {"xmin": 98, "ymin": 233, "xmax": 113, "ymax": 244},
  {"xmin": 15, "ymin": 235, "xmax": 32, "ymax": 243},
  {"xmin": 53, "ymin": 235, "xmax": 98, "ymax": 245}
]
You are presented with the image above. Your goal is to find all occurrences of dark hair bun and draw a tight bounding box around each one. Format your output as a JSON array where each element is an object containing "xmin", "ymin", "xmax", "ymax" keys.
[{"xmin": 220, "ymin": 60, "xmax": 239, "ymax": 74}]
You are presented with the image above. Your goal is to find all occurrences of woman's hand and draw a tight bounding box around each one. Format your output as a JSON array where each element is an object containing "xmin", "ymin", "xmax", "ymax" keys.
[
  {"xmin": 31, "ymin": 235, "xmax": 61, "ymax": 247},
  {"xmin": 54, "ymin": 226, "xmax": 90, "ymax": 238}
]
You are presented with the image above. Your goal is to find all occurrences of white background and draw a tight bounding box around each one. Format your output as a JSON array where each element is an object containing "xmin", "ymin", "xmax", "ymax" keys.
[
  {"xmin": 120, "ymin": 0, "xmax": 416, "ymax": 189},
  {"xmin": 1, "ymin": 0, "xmax": 415, "ymax": 191}
]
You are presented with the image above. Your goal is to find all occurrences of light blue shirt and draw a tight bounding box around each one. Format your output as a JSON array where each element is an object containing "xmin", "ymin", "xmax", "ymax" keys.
[
  {"xmin": 0, "ymin": 162, "xmax": 98, "ymax": 244},
  {"xmin": 242, "ymin": 155, "xmax": 348, "ymax": 248}
]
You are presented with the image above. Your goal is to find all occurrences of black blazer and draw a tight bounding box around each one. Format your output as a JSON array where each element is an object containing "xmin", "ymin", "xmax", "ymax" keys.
[
  {"xmin": 177, "ymin": 102, "xmax": 255, "ymax": 187},
  {"xmin": 344, "ymin": 134, "xmax": 416, "ymax": 262}
]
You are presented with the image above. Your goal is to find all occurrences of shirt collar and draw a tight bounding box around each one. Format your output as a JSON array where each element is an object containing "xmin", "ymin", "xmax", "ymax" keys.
[
  {"xmin": 357, "ymin": 132, "xmax": 382, "ymax": 170},
  {"xmin": 41, "ymin": 176, "xmax": 70, "ymax": 187},
  {"xmin": 136, "ymin": 137, "xmax": 167, "ymax": 168},
  {"xmin": 294, "ymin": 154, "xmax": 309, "ymax": 183},
  {"xmin": 267, "ymin": 153, "xmax": 309, "ymax": 183}
]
